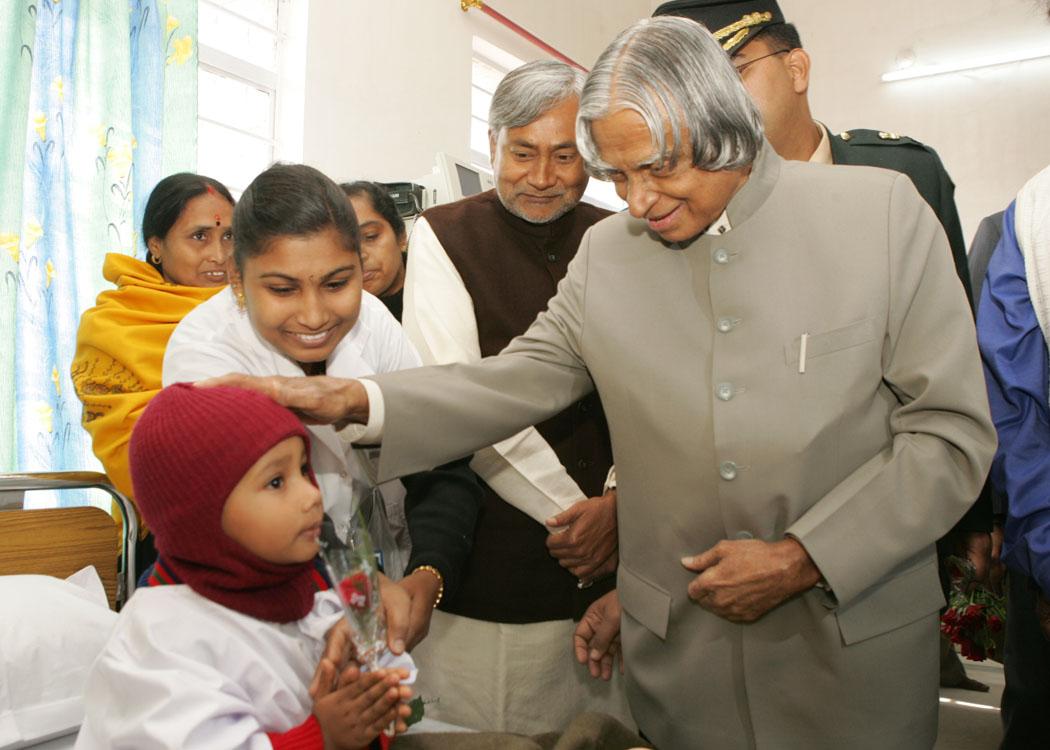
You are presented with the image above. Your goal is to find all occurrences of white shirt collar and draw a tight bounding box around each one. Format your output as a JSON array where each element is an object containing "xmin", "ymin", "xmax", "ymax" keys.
[{"xmin": 705, "ymin": 211, "xmax": 732, "ymax": 236}]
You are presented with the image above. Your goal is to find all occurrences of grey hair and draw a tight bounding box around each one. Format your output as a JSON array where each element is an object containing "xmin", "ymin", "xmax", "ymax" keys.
[
  {"xmin": 577, "ymin": 16, "xmax": 763, "ymax": 177},
  {"xmin": 489, "ymin": 60, "xmax": 585, "ymax": 136}
]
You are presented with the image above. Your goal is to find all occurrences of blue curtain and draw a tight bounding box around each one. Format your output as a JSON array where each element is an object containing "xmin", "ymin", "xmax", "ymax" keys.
[{"xmin": 0, "ymin": 0, "xmax": 197, "ymax": 505}]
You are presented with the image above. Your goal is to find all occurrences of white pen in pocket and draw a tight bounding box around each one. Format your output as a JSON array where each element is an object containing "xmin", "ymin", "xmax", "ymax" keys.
[{"xmin": 799, "ymin": 333, "xmax": 809, "ymax": 374}]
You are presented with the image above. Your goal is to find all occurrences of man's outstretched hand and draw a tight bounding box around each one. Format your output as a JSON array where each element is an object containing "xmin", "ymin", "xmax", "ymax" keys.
[{"xmin": 196, "ymin": 373, "xmax": 370, "ymax": 429}]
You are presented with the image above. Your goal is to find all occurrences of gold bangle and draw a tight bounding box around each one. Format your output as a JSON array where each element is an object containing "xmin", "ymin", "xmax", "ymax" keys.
[{"xmin": 414, "ymin": 565, "xmax": 445, "ymax": 608}]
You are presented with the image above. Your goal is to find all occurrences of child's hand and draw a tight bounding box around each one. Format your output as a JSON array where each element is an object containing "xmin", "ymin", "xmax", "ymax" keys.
[
  {"xmin": 311, "ymin": 620, "xmax": 356, "ymax": 698},
  {"xmin": 313, "ymin": 666, "xmax": 413, "ymax": 749}
]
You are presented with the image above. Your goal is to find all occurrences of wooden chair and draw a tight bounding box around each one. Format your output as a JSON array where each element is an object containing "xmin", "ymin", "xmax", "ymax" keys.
[{"xmin": 0, "ymin": 472, "xmax": 137, "ymax": 609}]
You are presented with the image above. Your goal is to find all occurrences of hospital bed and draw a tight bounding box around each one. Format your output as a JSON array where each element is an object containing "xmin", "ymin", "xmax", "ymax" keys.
[
  {"xmin": 0, "ymin": 473, "xmax": 471, "ymax": 747},
  {"xmin": 0, "ymin": 472, "xmax": 135, "ymax": 749}
]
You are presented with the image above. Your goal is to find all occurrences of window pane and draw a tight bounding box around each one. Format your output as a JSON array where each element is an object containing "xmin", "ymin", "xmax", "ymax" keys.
[
  {"xmin": 470, "ymin": 117, "xmax": 490, "ymax": 162},
  {"xmin": 584, "ymin": 179, "xmax": 627, "ymax": 212},
  {"xmin": 199, "ymin": 3, "xmax": 277, "ymax": 71},
  {"xmin": 471, "ymin": 85, "xmax": 492, "ymax": 121},
  {"xmin": 198, "ymin": 120, "xmax": 273, "ymax": 194},
  {"xmin": 471, "ymin": 57, "xmax": 505, "ymax": 94},
  {"xmin": 204, "ymin": 0, "xmax": 278, "ymax": 28},
  {"xmin": 199, "ymin": 68, "xmax": 273, "ymax": 140}
]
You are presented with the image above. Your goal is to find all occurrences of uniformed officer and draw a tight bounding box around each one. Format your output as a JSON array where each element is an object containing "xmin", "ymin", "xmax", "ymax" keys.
[
  {"xmin": 653, "ymin": 0, "xmax": 993, "ymax": 692},
  {"xmin": 652, "ymin": 0, "xmax": 972, "ymax": 304}
]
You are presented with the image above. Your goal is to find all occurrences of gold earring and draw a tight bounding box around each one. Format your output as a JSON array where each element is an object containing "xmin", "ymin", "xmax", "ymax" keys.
[
  {"xmin": 150, "ymin": 253, "xmax": 161, "ymax": 265},
  {"xmin": 235, "ymin": 288, "xmax": 246, "ymax": 310}
]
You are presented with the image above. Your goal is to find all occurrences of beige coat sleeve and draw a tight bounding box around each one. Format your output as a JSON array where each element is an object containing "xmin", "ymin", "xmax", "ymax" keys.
[
  {"xmin": 403, "ymin": 217, "xmax": 587, "ymax": 523},
  {"xmin": 369, "ymin": 236, "xmax": 597, "ymax": 485},
  {"xmin": 785, "ymin": 173, "xmax": 997, "ymax": 607}
]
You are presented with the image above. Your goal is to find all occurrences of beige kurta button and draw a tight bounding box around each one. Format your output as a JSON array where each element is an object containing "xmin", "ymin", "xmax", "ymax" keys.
[
  {"xmin": 713, "ymin": 248, "xmax": 730, "ymax": 264},
  {"xmin": 716, "ymin": 317, "xmax": 735, "ymax": 333},
  {"xmin": 719, "ymin": 461, "xmax": 738, "ymax": 480},
  {"xmin": 734, "ymin": 530, "xmax": 754, "ymax": 540},
  {"xmin": 716, "ymin": 382, "xmax": 734, "ymax": 401}
]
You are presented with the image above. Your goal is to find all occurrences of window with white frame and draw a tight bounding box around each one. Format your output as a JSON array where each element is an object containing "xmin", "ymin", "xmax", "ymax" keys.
[
  {"xmin": 197, "ymin": 0, "xmax": 307, "ymax": 195},
  {"xmin": 470, "ymin": 37, "xmax": 626, "ymax": 212}
]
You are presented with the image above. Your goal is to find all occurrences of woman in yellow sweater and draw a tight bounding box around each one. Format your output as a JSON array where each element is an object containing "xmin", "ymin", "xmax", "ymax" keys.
[{"xmin": 71, "ymin": 173, "xmax": 235, "ymax": 575}]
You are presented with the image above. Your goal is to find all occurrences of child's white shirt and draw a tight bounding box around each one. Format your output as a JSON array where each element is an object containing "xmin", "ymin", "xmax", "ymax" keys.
[{"xmin": 75, "ymin": 586, "xmax": 344, "ymax": 749}]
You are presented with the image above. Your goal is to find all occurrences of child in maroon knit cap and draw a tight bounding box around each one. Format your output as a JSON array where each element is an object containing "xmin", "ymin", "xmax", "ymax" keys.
[{"xmin": 76, "ymin": 383, "xmax": 411, "ymax": 750}]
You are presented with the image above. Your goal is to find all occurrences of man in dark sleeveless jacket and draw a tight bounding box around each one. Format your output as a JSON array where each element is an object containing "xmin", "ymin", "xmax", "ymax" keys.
[{"xmin": 400, "ymin": 60, "xmax": 632, "ymax": 733}]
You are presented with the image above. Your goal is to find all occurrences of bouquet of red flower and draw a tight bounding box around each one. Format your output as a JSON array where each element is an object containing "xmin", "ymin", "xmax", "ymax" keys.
[
  {"xmin": 319, "ymin": 514, "xmax": 387, "ymax": 670},
  {"xmin": 319, "ymin": 514, "xmax": 425, "ymax": 728},
  {"xmin": 940, "ymin": 555, "xmax": 1006, "ymax": 662}
]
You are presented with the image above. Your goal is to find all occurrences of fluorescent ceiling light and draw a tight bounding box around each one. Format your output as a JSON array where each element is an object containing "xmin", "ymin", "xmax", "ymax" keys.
[{"xmin": 882, "ymin": 47, "xmax": 1050, "ymax": 82}]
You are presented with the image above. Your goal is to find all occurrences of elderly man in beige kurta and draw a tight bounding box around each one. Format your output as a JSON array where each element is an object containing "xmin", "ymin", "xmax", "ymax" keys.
[{"xmin": 207, "ymin": 17, "xmax": 995, "ymax": 750}]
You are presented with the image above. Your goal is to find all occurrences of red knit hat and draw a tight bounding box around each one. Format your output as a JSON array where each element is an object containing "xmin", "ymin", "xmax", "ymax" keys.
[{"xmin": 130, "ymin": 383, "xmax": 320, "ymax": 622}]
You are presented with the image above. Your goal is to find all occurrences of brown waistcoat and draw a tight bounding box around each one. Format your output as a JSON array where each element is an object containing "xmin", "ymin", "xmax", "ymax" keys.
[{"xmin": 422, "ymin": 190, "xmax": 613, "ymax": 622}]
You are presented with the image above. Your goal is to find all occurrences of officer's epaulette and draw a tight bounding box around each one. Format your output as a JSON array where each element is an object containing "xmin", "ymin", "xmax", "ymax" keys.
[{"xmin": 834, "ymin": 128, "xmax": 926, "ymax": 149}]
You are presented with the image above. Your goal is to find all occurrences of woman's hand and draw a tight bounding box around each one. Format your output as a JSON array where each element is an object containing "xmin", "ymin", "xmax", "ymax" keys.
[
  {"xmin": 396, "ymin": 568, "xmax": 443, "ymax": 650},
  {"xmin": 195, "ymin": 373, "xmax": 370, "ymax": 428}
]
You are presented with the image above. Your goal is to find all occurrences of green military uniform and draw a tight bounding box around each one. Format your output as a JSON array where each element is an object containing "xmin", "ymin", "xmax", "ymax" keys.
[
  {"xmin": 653, "ymin": 1, "xmax": 975, "ymax": 310},
  {"xmin": 831, "ymin": 128, "xmax": 973, "ymax": 308},
  {"xmin": 830, "ymin": 128, "xmax": 988, "ymax": 540}
]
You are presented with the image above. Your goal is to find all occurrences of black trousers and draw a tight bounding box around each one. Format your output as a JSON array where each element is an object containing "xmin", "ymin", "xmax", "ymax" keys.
[{"xmin": 1000, "ymin": 570, "xmax": 1050, "ymax": 748}]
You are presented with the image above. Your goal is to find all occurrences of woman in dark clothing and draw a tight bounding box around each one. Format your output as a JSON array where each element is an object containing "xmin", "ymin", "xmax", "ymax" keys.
[{"xmin": 341, "ymin": 181, "xmax": 407, "ymax": 320}]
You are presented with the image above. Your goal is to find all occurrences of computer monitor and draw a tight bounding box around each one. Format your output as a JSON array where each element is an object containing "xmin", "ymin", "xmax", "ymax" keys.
[{"xmin": 415, "ymin": 152, "xmax": 494, "ymax": 209}]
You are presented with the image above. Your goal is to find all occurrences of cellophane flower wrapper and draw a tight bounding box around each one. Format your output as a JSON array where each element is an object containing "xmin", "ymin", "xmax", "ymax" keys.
[
  {"xmin": 319, "ymin": 516, "xmax": 424, "ymax": 728},
  {"xmin": 940, "ymin": 555, "xmax": 1006, "ymax": 662},
  {"xmin": 320, "ymin": 515, "xmax": 387, "ymax": 671}
]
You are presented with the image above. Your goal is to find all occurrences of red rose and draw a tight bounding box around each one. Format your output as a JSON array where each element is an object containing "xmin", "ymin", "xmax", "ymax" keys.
[{"xmin": 337, "ymin": 571, "xmax": 372, "ymax": 613}]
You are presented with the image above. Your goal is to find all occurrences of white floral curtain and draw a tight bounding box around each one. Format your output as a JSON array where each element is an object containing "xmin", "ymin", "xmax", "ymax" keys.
[{"xmin": 0, "ymin": 0, "xmax": 197, "ymax": 502}]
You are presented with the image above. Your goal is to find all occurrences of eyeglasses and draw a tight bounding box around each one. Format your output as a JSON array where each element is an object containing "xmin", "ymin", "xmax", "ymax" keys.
[{"xmin": 732, "ymin": 49, "xmax": 792, "ymax": 74}]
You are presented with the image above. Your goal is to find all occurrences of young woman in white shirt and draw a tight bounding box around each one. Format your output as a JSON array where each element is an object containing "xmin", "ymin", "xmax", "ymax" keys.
[{"xmin": 163, "ymin": 164, "xmax": 481, "ymax": 653}]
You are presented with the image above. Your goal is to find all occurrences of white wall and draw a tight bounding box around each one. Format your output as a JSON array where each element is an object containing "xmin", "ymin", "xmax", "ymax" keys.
[
  {"xmin": 304, "ymin": 0, "xmax": 1050, "ymax": 242},
  {"xmin": 303, "ymin": 0, "xmax": 649, "ymax": 184}
]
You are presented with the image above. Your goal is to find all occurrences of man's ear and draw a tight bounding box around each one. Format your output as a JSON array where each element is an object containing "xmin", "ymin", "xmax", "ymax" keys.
[
  {"xmin": 488, "ymin": 129, "xmax": 499, "ymax": 166},
  {"xmin": 784, "ymin": 48, "xmax": 812, "ymax": 95}
]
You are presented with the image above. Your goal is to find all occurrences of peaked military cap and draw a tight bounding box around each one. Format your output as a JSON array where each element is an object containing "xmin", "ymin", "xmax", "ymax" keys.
[{"xmin": 652, "ymin": 0, "xmax": 786, "ymax": 55}]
